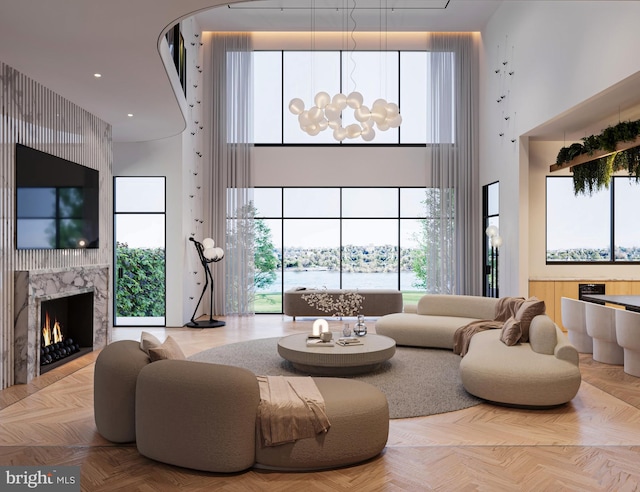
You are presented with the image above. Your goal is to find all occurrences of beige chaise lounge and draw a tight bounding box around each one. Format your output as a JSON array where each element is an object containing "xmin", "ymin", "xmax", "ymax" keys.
[
  {"xmin": 375, "ymin": 294, "xmax": 581, "ymax": 407},
  {"xmin": 94, "ymin": 340, "xmax": 389, "ymax": 473},
  {"xmin": 459, "ymin": 315, "xmax": 581, "ymax": 406}
]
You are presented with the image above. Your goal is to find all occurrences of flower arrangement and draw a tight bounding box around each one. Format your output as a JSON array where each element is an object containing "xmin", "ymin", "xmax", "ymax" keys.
[{"xmin": 301, "ymin": 290, "xmax": 364, "ymax": 317}]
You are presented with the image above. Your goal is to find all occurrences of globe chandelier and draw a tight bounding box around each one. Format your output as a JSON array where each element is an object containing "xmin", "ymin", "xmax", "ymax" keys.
[{"xmin": 288, "ymin": 0, "xmax": 402, "ymax": 142}]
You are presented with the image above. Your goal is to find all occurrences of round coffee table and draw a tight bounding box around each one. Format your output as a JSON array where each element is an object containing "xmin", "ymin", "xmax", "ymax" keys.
[{"xmin": 277, "ymin": 333, "xmax": 396, "ymax": 376}]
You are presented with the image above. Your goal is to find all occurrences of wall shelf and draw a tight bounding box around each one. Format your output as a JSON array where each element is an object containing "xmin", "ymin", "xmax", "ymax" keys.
[{"xmin": 549, "ymin": 135, "xmax": 640, "ymax": 173}]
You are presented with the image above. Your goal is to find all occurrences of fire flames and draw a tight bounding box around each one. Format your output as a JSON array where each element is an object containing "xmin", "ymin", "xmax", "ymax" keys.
[{"xmin": 42, "ymin": 311, "xmax": 63, "ymax": 347}]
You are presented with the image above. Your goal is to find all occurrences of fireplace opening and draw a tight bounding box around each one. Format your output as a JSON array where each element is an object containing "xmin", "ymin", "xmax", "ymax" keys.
[{"xmin": 40, "ymin": 292, "xmax": 94, "ymax": 374}]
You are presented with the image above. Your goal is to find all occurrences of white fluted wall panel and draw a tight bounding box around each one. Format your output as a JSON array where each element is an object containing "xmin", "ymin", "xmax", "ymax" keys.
[{"xmin": 0, "ymin": 61, "xmax": 112, "ymax": 389}]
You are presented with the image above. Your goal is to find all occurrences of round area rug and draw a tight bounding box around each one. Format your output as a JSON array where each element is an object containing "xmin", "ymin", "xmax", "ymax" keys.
[{"xmin": 189, "ymin": 337, "xmax": 480, "ymax": 419}]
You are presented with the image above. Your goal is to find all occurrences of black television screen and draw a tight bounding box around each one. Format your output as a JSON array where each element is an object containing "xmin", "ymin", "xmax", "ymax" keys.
[{"xmin": 15, "ymin": 144, "xmax": 99, "ymax": 249}]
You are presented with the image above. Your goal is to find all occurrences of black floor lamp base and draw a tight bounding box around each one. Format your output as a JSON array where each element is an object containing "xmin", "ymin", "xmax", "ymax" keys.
[
  {"xmin": 185, "ymin": 319, "xmax": 226, "ymax": 329},
  {"xmin": 186, "ymin": 238, "xmax": 226, "ymax": 330}
]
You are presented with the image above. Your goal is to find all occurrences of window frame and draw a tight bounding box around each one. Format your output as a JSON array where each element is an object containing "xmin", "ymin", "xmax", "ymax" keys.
[
  {"xmin": 252, "ymin": 186, "xmax": 435, "ymax": 314},
  {"xmin": 482, "ymin": 181, "xmax": 499, "ymax": 297},
  {"xmin": 545, "ymin": 175, "xmax": 640, "ymax": 264},
  {"xmin": 252, "ymin": 49, "xmax": 442, "ymax": 147},
  {"xmin": 113, "ymin": 176, "xmax": 167, "ymax": 327}
]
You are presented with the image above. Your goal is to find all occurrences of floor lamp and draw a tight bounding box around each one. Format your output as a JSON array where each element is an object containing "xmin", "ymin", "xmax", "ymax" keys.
[
  {"xmin": 186, "ymin": 237, "xmax": 226, "ymax": 328},
  {"xmin": 485, "ymin": 226, "xmax": 503, "ymax": 298}
]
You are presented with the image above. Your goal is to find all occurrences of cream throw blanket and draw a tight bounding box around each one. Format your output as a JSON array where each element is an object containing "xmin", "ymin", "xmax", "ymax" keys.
[
  {"xmin": 453, "ymin": 296, "xmax": 525, "ymax": 356},
  {"xmin": 257, "ymin": 376, "xmax": 331, "ymax": 447}
]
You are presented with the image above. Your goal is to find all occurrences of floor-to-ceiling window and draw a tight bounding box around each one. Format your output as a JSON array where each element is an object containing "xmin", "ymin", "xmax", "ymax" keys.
[
  {"xmin": 253, "ymin": 186, "xmax": 439, "ymax": 313},
  {"xmin": 248, "ymin": 49, "xmax": 459, "ymax": 311},
  {"xmin": 113, "ymin": 177, "xmax": 166, "ymax": 326}
]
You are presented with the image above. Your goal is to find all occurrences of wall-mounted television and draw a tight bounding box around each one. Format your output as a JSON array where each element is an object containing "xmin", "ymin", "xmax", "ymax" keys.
[{"xmin": 15, "ymin": 144, "xmax": 99, "ymax": 250}]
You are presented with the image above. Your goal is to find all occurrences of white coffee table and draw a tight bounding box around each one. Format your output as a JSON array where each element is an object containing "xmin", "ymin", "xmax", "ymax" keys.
[{"xmin": 277, "ymin": 333, "xmax": 396, "ymax": 376}]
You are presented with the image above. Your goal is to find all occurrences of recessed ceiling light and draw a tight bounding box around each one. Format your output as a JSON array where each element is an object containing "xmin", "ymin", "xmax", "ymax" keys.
[
  {"xmin": 94, "ymin": 73, "xmax": 102, "ymax": 78},
  {"xmin": 127, "ymin": 113, "xmax": 134, "ymax": 118}
]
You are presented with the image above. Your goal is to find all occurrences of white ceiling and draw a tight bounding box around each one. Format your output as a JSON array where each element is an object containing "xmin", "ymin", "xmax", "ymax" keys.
[
  {"xmin": 0, "ymin": 0, "xmax": 500, "ymax": 143},
  {"xmin": 196, "ymin": 0, "xmax": 502, "ymax": 32}
]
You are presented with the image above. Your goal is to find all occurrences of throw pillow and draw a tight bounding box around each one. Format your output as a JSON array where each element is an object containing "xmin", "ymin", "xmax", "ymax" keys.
[
  {"xmin": 500, "ymin": 316, "xmax": 522, "ymax": 346},
  {"xmin": 147, "ymin": 336, "xmax": 186, "ymax": 362},
  {"xmin": 515, "ymin": 297, "xmax": 546, "ymax": 342},
  {"xmin": 140, "ymin": 331, "xmax": 162, "ymax": 355}
]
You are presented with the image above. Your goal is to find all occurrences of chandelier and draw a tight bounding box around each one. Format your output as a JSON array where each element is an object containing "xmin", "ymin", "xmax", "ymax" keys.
[
  {"xmin": 288, "ymin": 91, "xmax": 401, "ymax": 142},
  {"xmin": 288, "ymin": 0, "xmax": 401, "ymax": 142}
]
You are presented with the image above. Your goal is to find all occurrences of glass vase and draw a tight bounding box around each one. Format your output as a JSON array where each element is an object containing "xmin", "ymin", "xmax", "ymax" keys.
[
  {"xmin": 342, "ymin": 323, "xmax": 352, "ymax": 337},
  {"xmin": 353, "ymin": 315, "xmax": 367, "ymax": 337}
]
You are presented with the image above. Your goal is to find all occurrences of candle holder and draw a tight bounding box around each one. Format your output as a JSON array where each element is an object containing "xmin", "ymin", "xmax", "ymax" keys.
[{"xmin": 312, "ymin": 318, "xmax": 329, "ymax": 338}]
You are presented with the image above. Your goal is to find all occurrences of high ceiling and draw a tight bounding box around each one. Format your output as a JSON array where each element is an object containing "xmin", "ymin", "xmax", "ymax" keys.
[
  {"xmin": 196, "ymin": 0, "xmax": 502, "ymax": 32},
  {"xmin": 0, "ymin": 0, "xmax": 501, "ymax": 143},
  {"xmin": 3, "ymin": 1, "xmax": 636, "ymax": 144}
]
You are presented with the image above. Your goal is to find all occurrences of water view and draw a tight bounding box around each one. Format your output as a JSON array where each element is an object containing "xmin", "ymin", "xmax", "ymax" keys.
[{"xmin": 257, "ymin": 270, "xmax": 420, "ymax": 293}]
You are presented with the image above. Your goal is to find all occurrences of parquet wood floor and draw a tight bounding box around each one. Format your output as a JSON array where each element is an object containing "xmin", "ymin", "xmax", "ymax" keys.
[{"xmin": 1, "ymin": 316, "xmax": 640, "ymax": 491}]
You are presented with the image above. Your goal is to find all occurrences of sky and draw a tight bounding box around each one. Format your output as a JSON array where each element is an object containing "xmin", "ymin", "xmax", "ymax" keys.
[
  {"xmin": 115, "ymin": 177, "xmax": 165, "ymax": 249},
  {"xmin": 547, "ymin": 177, "xmax": 640, "ymax": 251}
]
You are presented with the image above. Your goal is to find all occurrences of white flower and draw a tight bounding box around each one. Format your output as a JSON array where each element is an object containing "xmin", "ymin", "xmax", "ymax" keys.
[{"xmin": 301, "ymin": 290, "xmax": 364, "ymax": 317}]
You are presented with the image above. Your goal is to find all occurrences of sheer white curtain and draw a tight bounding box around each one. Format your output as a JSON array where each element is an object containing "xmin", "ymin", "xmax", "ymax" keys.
[
  {"xmin": 203, "ymin": 32, "xmax": 254, "ymax": 315},
  {"xmin": 427, "ymin": 33, "xmax": 481, "ymax": 295}
]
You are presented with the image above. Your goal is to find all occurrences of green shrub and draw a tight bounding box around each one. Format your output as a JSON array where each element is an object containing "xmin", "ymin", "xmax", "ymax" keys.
[{"xmin": 116, "ymin": 243, "xmax": 165, "ymax": 317}]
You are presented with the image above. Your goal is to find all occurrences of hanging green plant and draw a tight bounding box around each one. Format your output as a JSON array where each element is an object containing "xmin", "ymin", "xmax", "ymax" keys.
[
  {"xmin": 571, "ymin": 155, "xmax": 614, "ymax": 196},
  {"xmin": 556, "ymin": 143, "xmax": 584, "ymax": 164},
  {"xmin": 555, "ymin": 118, "xmax": 640, "ymax": 195},
  {"xmin": 616, "ymin": 145, "xmax": 640, "ymax": 178}
]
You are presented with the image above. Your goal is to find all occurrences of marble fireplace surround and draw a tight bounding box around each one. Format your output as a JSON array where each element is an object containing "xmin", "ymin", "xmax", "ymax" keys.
[{"xmin": 14, "ymin": 265, "xmax": 110, "ymax": 384}]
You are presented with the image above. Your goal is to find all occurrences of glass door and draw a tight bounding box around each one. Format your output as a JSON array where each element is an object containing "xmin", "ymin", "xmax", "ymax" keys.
[
  {"xmin": 482, "ymin": 181, "xmax": 499, "ymax": 297},
  {"xmin": 114, "ymin": 177, "xmax": 166, "ymax": 326}
]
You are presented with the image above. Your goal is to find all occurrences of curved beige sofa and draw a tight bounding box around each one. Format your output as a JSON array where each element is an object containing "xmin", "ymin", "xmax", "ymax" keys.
[
  {"xmin": 376, "ymin": 295, "xmax": 499, "ymax": 349},
  {"xmin": 94, "ymin": 340, "xmax": 389, "ymax": 473},
  {"xmin": 375, "ymin": 294, "xmax": 581, "ymax": 407}
]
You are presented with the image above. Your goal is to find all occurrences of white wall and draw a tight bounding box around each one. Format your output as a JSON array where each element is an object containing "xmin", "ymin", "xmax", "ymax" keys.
[
  {"xmin": 254, "ymin": 146, "xmax": 429, "ymax": 187},
  {"xmin": 480, "ymin": 1, "xmax": 640, "ymax": 296},
  {"xmin": 113, "ymin": 17, "xmax": 206, "ymax": 328},
  {"xmin": 113, "ymin": 136, "xmax": 185, "ymax": 326}
]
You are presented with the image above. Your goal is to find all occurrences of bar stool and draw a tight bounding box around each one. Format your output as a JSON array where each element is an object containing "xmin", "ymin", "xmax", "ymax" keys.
[
  {"xmin": 615, "ymin": 309, "xmax": 640, "ymax": 377},
  {"xmin": 561, "ymin": 297, "xmax": 593, "ymax": 353},
  {"xmin": 585, "ymin": 302, "xmax": 624, "ymax": 365}
]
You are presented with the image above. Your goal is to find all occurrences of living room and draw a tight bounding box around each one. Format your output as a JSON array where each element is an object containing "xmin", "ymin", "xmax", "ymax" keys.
[{"xmin": 2, "ymin": 0, "xmax": 640, "ymax": 489}]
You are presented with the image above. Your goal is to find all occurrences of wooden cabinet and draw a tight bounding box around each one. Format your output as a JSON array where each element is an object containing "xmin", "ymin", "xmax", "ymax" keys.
[
  {"xmin": 528, "ymin": 281, "xmax": 556, "ymax": 320},
  {"xmin": 528, "ymin": 280, "xmax": 640, "ymax": 331}
]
